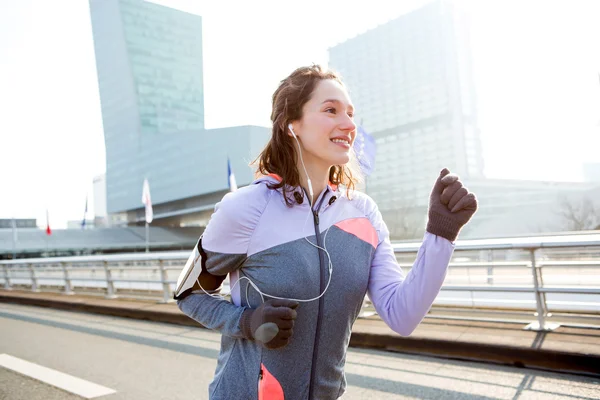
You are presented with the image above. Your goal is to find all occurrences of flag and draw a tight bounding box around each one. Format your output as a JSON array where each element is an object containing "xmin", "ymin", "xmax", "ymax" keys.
[
  {"xmin": 142, "ymin": 178, "xmax": 153, "ymax": 224},
  {"xmin": 353, "ymin": 126, "xmax": 377, "ymax": 176},
  {"xmin": 81, "ymin": 196, "xmax": 88, "ymax": 229},
  {"xmin": 45, "ymin": 210, "xmax": 52, "ymax": 235},
  {"xmin": 228, "ymin": 157, "xmax": 237, "ymax": 192}
]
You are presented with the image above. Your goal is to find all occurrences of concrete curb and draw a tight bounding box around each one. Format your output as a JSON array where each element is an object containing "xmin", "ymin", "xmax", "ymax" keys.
[
  {"xmin": 0, "ymin": 293, "xmax": 199, "ymax": 327},
  {"xmin": 349, "ymin": 332, "xmax": 600, "ymax": 377},
  {"xmin": 2, "ymin": 293, "xmax": 599, "ymax": 378}
]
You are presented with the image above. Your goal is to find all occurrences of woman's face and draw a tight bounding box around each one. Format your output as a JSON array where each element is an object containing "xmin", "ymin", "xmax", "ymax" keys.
[{"xmin": 291, "ymin": 79, "xmax": 357, "ymax": 170}]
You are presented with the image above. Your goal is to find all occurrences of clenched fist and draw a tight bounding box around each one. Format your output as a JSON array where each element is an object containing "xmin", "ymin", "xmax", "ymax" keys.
[
  {"xmin": 426, "ymin": 168, "xmax": 478, "ymax": 242},
  {"xmin": 240, "ymin": 299, "xmax": 299, "ymax": 349}
]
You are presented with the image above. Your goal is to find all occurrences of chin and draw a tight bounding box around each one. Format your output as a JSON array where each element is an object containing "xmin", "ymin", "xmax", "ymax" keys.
[{"xmin": 329, "ymin": 154, "xmax": 351, "ymax": 166}]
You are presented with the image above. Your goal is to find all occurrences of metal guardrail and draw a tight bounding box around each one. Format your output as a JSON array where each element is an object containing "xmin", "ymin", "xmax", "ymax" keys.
[{"xmin": 1, "ymin": 232, "xmax": 599, "ymax": 331}]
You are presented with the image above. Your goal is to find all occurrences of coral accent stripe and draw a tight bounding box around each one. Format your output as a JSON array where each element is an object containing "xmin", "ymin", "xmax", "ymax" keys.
[
  {"xmin": 334, "ymin": 218, "xmax": 378, "ymax": 248},
  {"xmin": 258, "ymin": 363, "xmax": 284, "ymax": 400},
  {"xmin": 268, "ymin": 173, "xmax": 282, "ymax": 182}
]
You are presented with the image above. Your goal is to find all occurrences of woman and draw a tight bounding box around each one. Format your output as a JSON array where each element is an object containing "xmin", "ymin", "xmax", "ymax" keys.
[{"xmin": 177, "ymin": 65, "xmax": 478, "ymax": 399}]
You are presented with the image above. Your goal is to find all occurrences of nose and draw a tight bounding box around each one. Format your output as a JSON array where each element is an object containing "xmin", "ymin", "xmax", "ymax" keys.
[{"xmin": 339, "ymin": 114, "xmax": 356, "ymax": 133}]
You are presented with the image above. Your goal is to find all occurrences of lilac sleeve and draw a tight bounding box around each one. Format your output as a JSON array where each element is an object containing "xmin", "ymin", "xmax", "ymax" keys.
[
  {"xmin": 366, "ymin": 202, "xmax": 455, "ymax": 336},
  {"xmin": 177, "ymin": 185, "xmax": 269, "ymax": 337}
]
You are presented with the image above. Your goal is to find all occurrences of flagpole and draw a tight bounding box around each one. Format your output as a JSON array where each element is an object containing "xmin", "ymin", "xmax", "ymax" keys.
[
  {"xmin": 11, "ymin": 217, "xmax": 17, "ymax": 259},
  {"xmin": 82, "ymin": 195, "xmax": 88, "ymax": 230},
  {"xmin": 142, "ymin": 178, "xmax": 153, "ymax": 253},
  {"xmin": 45, "ymin": 209, "xmax": 50, "ymax": 257}
]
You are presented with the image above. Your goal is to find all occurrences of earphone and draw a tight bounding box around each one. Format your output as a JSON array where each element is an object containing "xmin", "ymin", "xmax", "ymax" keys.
[
  {"xmin": 288, "ymin": 124, "xmax": 314, "ymax": 202},
  {"xmin": 194, "ymin": 124, "xmax": 335, "ymax": 305}
]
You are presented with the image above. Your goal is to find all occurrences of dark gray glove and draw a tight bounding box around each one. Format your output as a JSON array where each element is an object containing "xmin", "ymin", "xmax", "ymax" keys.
[
  {"xmin": 426, "ymin": 168, "xmax": 478, "ymax": 242},
  {"xmin": 240, "ymin": 299, "xmax": 299, "ymax": 349}
]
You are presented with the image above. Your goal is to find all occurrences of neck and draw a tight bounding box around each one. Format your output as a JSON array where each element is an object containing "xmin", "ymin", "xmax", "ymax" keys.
[{"xmin": 297, "ymin": 161, "xmax": 329, "ymax": 206}]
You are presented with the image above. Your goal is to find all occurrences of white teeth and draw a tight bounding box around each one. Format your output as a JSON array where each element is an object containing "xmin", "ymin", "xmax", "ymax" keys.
[{"xmin": 331, "ymin": 139, "xmax": 348, "ymax": 144}]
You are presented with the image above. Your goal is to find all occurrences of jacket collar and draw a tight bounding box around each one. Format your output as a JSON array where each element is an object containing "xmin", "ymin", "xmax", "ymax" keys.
[{"xmin": 254, "ymin": 174, "xmax": 340, "ymax": 209}]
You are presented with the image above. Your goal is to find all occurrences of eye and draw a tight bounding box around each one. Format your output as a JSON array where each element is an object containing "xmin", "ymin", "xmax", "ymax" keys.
[
  {"xmin": 347, "ymin": 112, "xmax": 354, "ymax": 119},
  {"xmin": 325, "ymin": 107, "xmax": 336, "ymax": 114}
]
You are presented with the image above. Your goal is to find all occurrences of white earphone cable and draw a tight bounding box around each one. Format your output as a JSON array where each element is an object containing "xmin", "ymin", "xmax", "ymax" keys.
[{"xmin": 193, "ymin": 125, "xmax": 334, "ymax": 306}]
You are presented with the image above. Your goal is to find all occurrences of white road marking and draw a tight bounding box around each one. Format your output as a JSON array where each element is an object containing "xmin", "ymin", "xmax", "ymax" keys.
[{"xmin": 0, "ymin": 354, "xmax": 116, "ymax": 398}]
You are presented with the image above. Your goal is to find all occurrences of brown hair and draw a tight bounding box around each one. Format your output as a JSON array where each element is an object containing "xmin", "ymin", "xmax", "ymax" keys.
[{"xmin": 253, "ymin": 64, "xmax": 361, "ymax": 205}]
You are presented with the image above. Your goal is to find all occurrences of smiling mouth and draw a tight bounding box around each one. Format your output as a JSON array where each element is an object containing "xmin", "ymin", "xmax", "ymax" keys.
[{"xmin": 331, "ymin": 138, "xmax": 350, "ymax": 145}]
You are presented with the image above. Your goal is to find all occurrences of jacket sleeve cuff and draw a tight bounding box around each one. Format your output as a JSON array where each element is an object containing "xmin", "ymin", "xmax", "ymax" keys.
[{"xmin": 239, "ymin": 308, "xmax": 254, "ymax": 340}]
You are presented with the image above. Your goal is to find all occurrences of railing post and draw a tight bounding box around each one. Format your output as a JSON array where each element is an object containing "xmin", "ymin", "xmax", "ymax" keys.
[
  {"xmin": 29, "ymin": 263, "xmax": 39, "ymax": 292},
  {"xmin": 104, "ymin": 261, "xmax": 117, "ymax": 299},
  {"xmin": 537, "ymin": 259, "xmax": 549, "ymax": 318},
  {"xmin": 487, "ymin": 249, "xmax": 494, "ymax": 285},
  {"xmin": 3, "ymin": 264, "xmax": 11, "ymax": 290},
  {"xmin": 62, "ymin": 262, "xmax": 74, "ymax": 295},
  {"xmin": 525, "ymin": 249, "xmax": 558, "ymax": 331},
  {"xmin": 159, "ymin": 259, "xmax": 171, "ymax": 303}
]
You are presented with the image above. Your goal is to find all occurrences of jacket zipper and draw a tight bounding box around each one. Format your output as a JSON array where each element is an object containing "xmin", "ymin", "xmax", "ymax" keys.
[{"xmin": 307, "ymin": 195, "xmax": 328, "ymax": 400}]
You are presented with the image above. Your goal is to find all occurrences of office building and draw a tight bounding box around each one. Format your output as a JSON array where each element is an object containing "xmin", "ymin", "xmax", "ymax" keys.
[
  {"xmin": 329, "ymin": 1, "xmax": 599, "ymax": 238},
  {"xmin": 89, "ymin": 0, "xmax": 269, "ymax": 226},
  {"xmin": 329, "ymin": 0, "xmax": 482, "ymax": 211}
]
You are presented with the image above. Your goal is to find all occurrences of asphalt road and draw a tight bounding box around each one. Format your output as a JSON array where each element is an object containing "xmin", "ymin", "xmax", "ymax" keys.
[{"xmin": 1, "ymin": 303, "xmax": 598, "ymax": 399}]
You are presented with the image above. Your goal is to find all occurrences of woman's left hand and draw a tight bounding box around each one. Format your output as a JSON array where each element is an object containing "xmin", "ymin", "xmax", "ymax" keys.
[{"xmin": 426, "ymin": 168, "xmax": 478, "ymax": 242}]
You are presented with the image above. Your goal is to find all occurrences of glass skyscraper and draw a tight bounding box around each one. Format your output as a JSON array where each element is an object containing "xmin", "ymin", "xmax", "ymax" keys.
[
  {"xmin": 119, "ymin": 0, "xmax": 205, "ymax": 134},
  {"xmin": 329, "ymin": 1, "xmax": 484, "ymax": 238},
  {"xmin": 89, "ymin": 0, "xmax": 269, "ymax": 224}
]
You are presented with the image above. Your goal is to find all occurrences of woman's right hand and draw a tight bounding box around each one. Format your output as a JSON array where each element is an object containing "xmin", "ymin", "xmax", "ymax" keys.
[{"xmin": 240, "ymin": 299, "xmax": 299, "ymax": 349}]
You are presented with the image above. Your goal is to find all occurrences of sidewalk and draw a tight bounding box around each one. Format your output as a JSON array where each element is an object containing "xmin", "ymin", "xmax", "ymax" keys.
[{"xmin": 1, "ymin": 289, "xmax": 599, "ymax": 377}]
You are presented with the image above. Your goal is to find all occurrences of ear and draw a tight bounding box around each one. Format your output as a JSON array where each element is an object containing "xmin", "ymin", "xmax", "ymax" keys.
[{"xmin": 287, "ymin": 123, "xmax": 296, "ymax": 138}]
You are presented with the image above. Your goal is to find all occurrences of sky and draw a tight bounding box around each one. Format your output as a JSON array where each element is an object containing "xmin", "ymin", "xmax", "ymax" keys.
[{"xmin": 0, "ymin": 0, "xmax": 599, "ymax": 228}]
